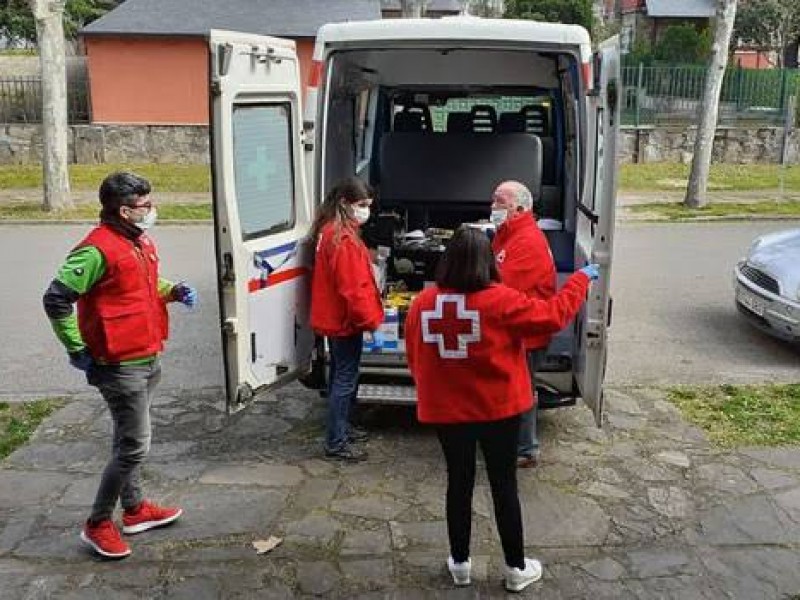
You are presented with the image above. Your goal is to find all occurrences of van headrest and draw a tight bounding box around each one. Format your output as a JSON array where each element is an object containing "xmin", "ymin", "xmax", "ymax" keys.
[
  {"xmin": 394, "ymin": 111, "xmax": 425, "ymax": 132},
  {"xmin": 446, "ymin": 112, "xmax": 472, "ymax": 133},
  {"xmin": 469, "ymin": 105, "xmax": 497, "ymax": 132},
  {"xmin": 394, "ymin": 104, "xmax": 432, "ymax": 132},
  {"xmin": 498, "ymin": 112, "xmax": 527, "ymax": 133},
  {"xmin": 520, "ymin": 105, "xmax": 549, "ymax": 136}
]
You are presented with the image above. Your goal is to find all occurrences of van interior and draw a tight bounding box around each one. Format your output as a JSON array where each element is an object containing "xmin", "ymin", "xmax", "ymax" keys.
[{"xmin": 319, "ymin": 46, "xmax": 586, "ymax": 402}]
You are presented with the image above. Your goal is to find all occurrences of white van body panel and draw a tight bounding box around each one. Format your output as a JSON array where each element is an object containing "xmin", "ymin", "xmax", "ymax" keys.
[
  {"xmin": 316, "ymin": 17, "xmax": 592, "ymax": 57},
  {"xmin": 209, "ymin": 30, "xmax": 314, "ymax": 413},
  {"xmin": 574, "ymin": 36, "xmax": 621, "ymax": 426}
]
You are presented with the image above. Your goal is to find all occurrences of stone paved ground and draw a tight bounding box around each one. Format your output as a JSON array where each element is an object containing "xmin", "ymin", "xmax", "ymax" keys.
[{"xmin": 1, "ymin": 384, "xmax": 800, "ymax": 599}]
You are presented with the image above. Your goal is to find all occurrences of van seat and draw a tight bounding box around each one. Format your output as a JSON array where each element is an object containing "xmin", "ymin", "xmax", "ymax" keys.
[
  {"xmin": 540, "ymin": 137, "xmax": 556, "ymax": 185},
  {"xmin": 379, "ymin": 132, "xmax": 542, "ymax": 207}
]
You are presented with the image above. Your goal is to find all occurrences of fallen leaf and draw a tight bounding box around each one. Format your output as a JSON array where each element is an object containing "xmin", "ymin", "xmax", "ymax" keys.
[{"xmin": 252, "ymin": 536, "xmax": 283, "ymax": 555}]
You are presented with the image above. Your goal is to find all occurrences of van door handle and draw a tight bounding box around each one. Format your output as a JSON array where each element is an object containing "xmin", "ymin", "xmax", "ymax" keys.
[
  {"xmin": 221, "ymin": 252, "xmax": 235, "ymax": 285},
  {"xmin": 607, "ymin": 297, "xmax": 613, "ymax": 328}
]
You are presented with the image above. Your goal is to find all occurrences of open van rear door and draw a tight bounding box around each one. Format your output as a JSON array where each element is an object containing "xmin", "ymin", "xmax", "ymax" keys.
[
  {"xmin": 209, "ymin": 30, "xmax": 314, "ymax": 413},
  {"xmin": 574, "ymin": 36, "xmax": 621, "ymax": 426}
]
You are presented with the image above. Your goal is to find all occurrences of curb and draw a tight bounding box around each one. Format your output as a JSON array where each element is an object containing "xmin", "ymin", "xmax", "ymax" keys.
[{"xmin": 618, "ymin": 215, "xmax": 800, "ymax": 224}]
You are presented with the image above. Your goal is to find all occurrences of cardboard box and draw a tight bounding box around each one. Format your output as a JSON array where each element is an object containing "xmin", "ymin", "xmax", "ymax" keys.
[{"xmin": 364, "ymin": 307, "xmax": 399, "ymax": 352}]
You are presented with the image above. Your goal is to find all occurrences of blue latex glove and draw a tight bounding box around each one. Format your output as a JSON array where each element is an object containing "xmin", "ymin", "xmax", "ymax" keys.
[
  {"xmin": 68, "ymin": 348, "xmax": 93, "ymax": 372},
  {"xmin": 173, "ymin": 282, "xmax": 198, "ymax": 308},
  {"xmin": 369, "ymin": 330, "xmax": 385, "ymax": 352},
  {"xmin": 580, "ymin": 264, "xmax": 601, "ymax": 281}
]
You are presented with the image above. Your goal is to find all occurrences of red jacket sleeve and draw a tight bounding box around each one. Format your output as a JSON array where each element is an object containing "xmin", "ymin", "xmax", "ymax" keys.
[
  {"xmin": 331, "ymin": 235, "xmax": 383, "ymax": 331},
  {"xmin": 498, "ymin": 231, "xmax": 556, "ymax": 300},
  {"xmin": 500, "ymin": 272, "xmax": 590, "ymax": 337}
]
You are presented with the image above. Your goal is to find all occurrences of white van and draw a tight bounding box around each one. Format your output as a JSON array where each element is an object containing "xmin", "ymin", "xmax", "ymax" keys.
[{"xmin": 208, "ymin": 17, "xmax": 620, "ymax": 427}]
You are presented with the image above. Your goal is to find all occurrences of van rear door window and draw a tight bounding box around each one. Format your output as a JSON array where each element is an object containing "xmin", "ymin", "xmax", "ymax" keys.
[{"xmin": 232, "ymin": 103, "xmax": 295, "ymax": 240}]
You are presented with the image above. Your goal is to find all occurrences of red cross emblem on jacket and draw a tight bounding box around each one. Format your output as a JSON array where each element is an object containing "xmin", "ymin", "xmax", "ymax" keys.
[{"xmin": 420, "ymin": 294, "xmax": 481, "ymax": 359}]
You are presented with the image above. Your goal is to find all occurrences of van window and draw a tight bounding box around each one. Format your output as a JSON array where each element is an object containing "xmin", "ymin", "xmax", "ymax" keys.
[
  {"xmin": 428, "ymin": 97, "xmax": 553, "ymax": 133},
  {"xmin": 232, "ymin": 103, "xmax": 295, "ymax": 240}
]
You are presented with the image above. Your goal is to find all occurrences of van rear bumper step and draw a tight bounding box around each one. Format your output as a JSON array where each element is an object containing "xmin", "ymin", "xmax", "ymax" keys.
[{"xmin": 358, "ymin": 384, "xmax": 417, "ymax": 405}]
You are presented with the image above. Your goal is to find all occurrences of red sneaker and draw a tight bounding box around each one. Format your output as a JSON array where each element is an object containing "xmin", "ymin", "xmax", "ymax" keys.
[
  {"xmin": 80, "ymin": 519, "xmax": 131, "ymax": 559},
  {"xmin": 122, "ymin": 500, "xmax": 183, "ymax": 535}
]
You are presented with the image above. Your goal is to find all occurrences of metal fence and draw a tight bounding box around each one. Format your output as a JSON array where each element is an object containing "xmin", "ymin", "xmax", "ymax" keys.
[
  {"xmin": 0, "ymin": 75, "xmax": 91, "ymax": 123},
  {"xmin": 622, "ymin": 63, "xmax": 800, "ymax": 127}
]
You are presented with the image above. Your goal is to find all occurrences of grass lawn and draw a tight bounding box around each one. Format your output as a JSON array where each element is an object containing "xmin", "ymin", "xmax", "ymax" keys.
[
  {"xmin": 629, "ymin": 201, "xmax": 800, "ymax": 220},
  {"xmin": 0, "ymin": 163, "xmax": 211, "ymax": 193},
  {"xmin": 0, "ymin": 201, "xmax": 211, "ymax": 221},
  {"xmin": 0, "ymin": 162, "xmax": 797, "ymax": 196},
  {"xmin": 668, "ymin": 384, "xmax": 800, "ymax": 448},
  {"xmin": 619, "ymin": 163, "xmax": 800, "ymax": 192},
  {"xmin": 0, "ymin": 399, "xmax": 64, "ymax": 460}
]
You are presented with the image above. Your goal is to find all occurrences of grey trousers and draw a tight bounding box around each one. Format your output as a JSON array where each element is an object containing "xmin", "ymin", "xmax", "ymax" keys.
[
  {"xmin": 87, "ymin": 359, "xmax": 161, "ymax": 522},
  {"xmin": 518, "ymin": 349, "xmax": 546, "ymax": 458}
]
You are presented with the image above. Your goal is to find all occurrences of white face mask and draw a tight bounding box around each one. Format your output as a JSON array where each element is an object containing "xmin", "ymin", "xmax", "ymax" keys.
[
  {"xmin": 133, "ymin": 208, "xmax": 158, "ymax": 230},
  {"xmin": 352, "ymin": 205, "xmax": 370, "ymax": 225},
  {"xmin": 490, "ymin": 208, "xmax": 508, "ymax": 226}
]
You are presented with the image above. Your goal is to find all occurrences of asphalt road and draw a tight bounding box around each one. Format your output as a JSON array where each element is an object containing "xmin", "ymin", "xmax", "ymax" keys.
[
  {"xmin": 0, "ymin": 224, "xmax": 224, "ymax": 399},
  {"xmin": 607, "ymin": 220, "xmax": 799, "ymax": 386},
  {"xmin": 0, "ymin": 221, "xmax": 797, "ymax": 399}
]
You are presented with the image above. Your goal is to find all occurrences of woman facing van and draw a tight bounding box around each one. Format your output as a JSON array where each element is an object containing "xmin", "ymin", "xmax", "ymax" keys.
[
  {"xmin": 309, "ymin": 178, "xmax": 384, "ymax": 462},
  {"xmin": 405, "ymin": 226, "xmax": 598, "ymax": 592}
]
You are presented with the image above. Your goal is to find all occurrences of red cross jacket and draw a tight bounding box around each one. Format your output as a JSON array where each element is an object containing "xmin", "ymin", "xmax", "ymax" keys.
[
  {"xmin": 405, "ymin": 272, "xmax": 590, "ymax": 424},
  {"xmin": 310, "ymin": 221, "xmax": 384, "ymax": 338},
  {"xmin": 491, "ymin": 212, "xmax": 557, "ymax": 350}
]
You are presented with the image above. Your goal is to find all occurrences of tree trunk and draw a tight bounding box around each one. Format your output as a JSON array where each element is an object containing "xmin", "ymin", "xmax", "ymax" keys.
[
  {"xmin": 29, "ymin": 0, "xmax": 72, "ymax": 212},
  {"xmin": 400, "ymin": 0, "xmax": 428, "ymax": 18},
  {"xmin": 684, "ymin": 0, "xmax": 738, "ymax": 209}
]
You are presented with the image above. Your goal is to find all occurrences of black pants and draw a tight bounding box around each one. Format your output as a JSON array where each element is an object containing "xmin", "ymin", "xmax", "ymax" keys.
[{"xmin": 435, "ymin": 414, "xmax": 525, "ymax": 569}]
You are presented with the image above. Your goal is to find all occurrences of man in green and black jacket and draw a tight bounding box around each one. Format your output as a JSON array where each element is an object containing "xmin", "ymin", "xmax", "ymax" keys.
[{"xmin": 43, "ymin": 172, "xmax": 197, "ymax": 559}]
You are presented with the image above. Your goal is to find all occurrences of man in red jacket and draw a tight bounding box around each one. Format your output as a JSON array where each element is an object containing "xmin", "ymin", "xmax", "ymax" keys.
[
  {"xmin": 43, "ymin": 172, "xmax": 197, "ymax": 559},
  {"xmin": 490, "ymin": 180, "xmax": 557, "ymax": 468}
]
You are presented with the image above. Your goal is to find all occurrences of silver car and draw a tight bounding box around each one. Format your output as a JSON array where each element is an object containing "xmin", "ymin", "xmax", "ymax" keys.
[{"xmin": 734, "ymin": 228, "xmax": 800, "ymax": 343}]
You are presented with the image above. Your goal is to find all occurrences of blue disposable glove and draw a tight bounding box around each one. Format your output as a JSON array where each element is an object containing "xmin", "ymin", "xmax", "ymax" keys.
[
  {"xmin": 580, "ymin": 264, "xmax": 601, "ymax": 281},
  {"xmin": 173, "ymin": 282, "xmax": 198, "ymax": 308},
  {"xmin": 68, "ymin": 348, "xmax": 93, "ymax": 372},
  {"xmin": 369, "ymin": 330, "xmax": 385, "ymax": 351}
]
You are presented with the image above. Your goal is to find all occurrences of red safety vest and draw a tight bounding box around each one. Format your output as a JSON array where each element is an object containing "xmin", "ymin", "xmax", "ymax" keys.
[{"xmin": 76, "ymin": 224, "xmax": 169, "ymax": 363}]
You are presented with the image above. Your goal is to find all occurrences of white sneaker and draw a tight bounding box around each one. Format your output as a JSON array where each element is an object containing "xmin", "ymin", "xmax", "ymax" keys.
[
  {"xmin": 447, "ymin": 556, "xmax": 472, "ymax": 586},
  {"xmin": 504, "ymin": 557, "xmax": 542, "ymax": 592}
]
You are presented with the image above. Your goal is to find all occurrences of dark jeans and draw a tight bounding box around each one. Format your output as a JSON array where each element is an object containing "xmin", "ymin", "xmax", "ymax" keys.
[
  {"xmin": 518, "ymin": 348, "xmax": 546, "ymax": 458},
  {"xmin": 87, "ymin": 359, "xmax": 161, "ymax": 522},
  {"xmin": 325, "ymin": 334, "xmax": 363, "ymax": 452},
  {"xmin": 436, "ymin": 415, "xmax": 525, "ymax": 569}
]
